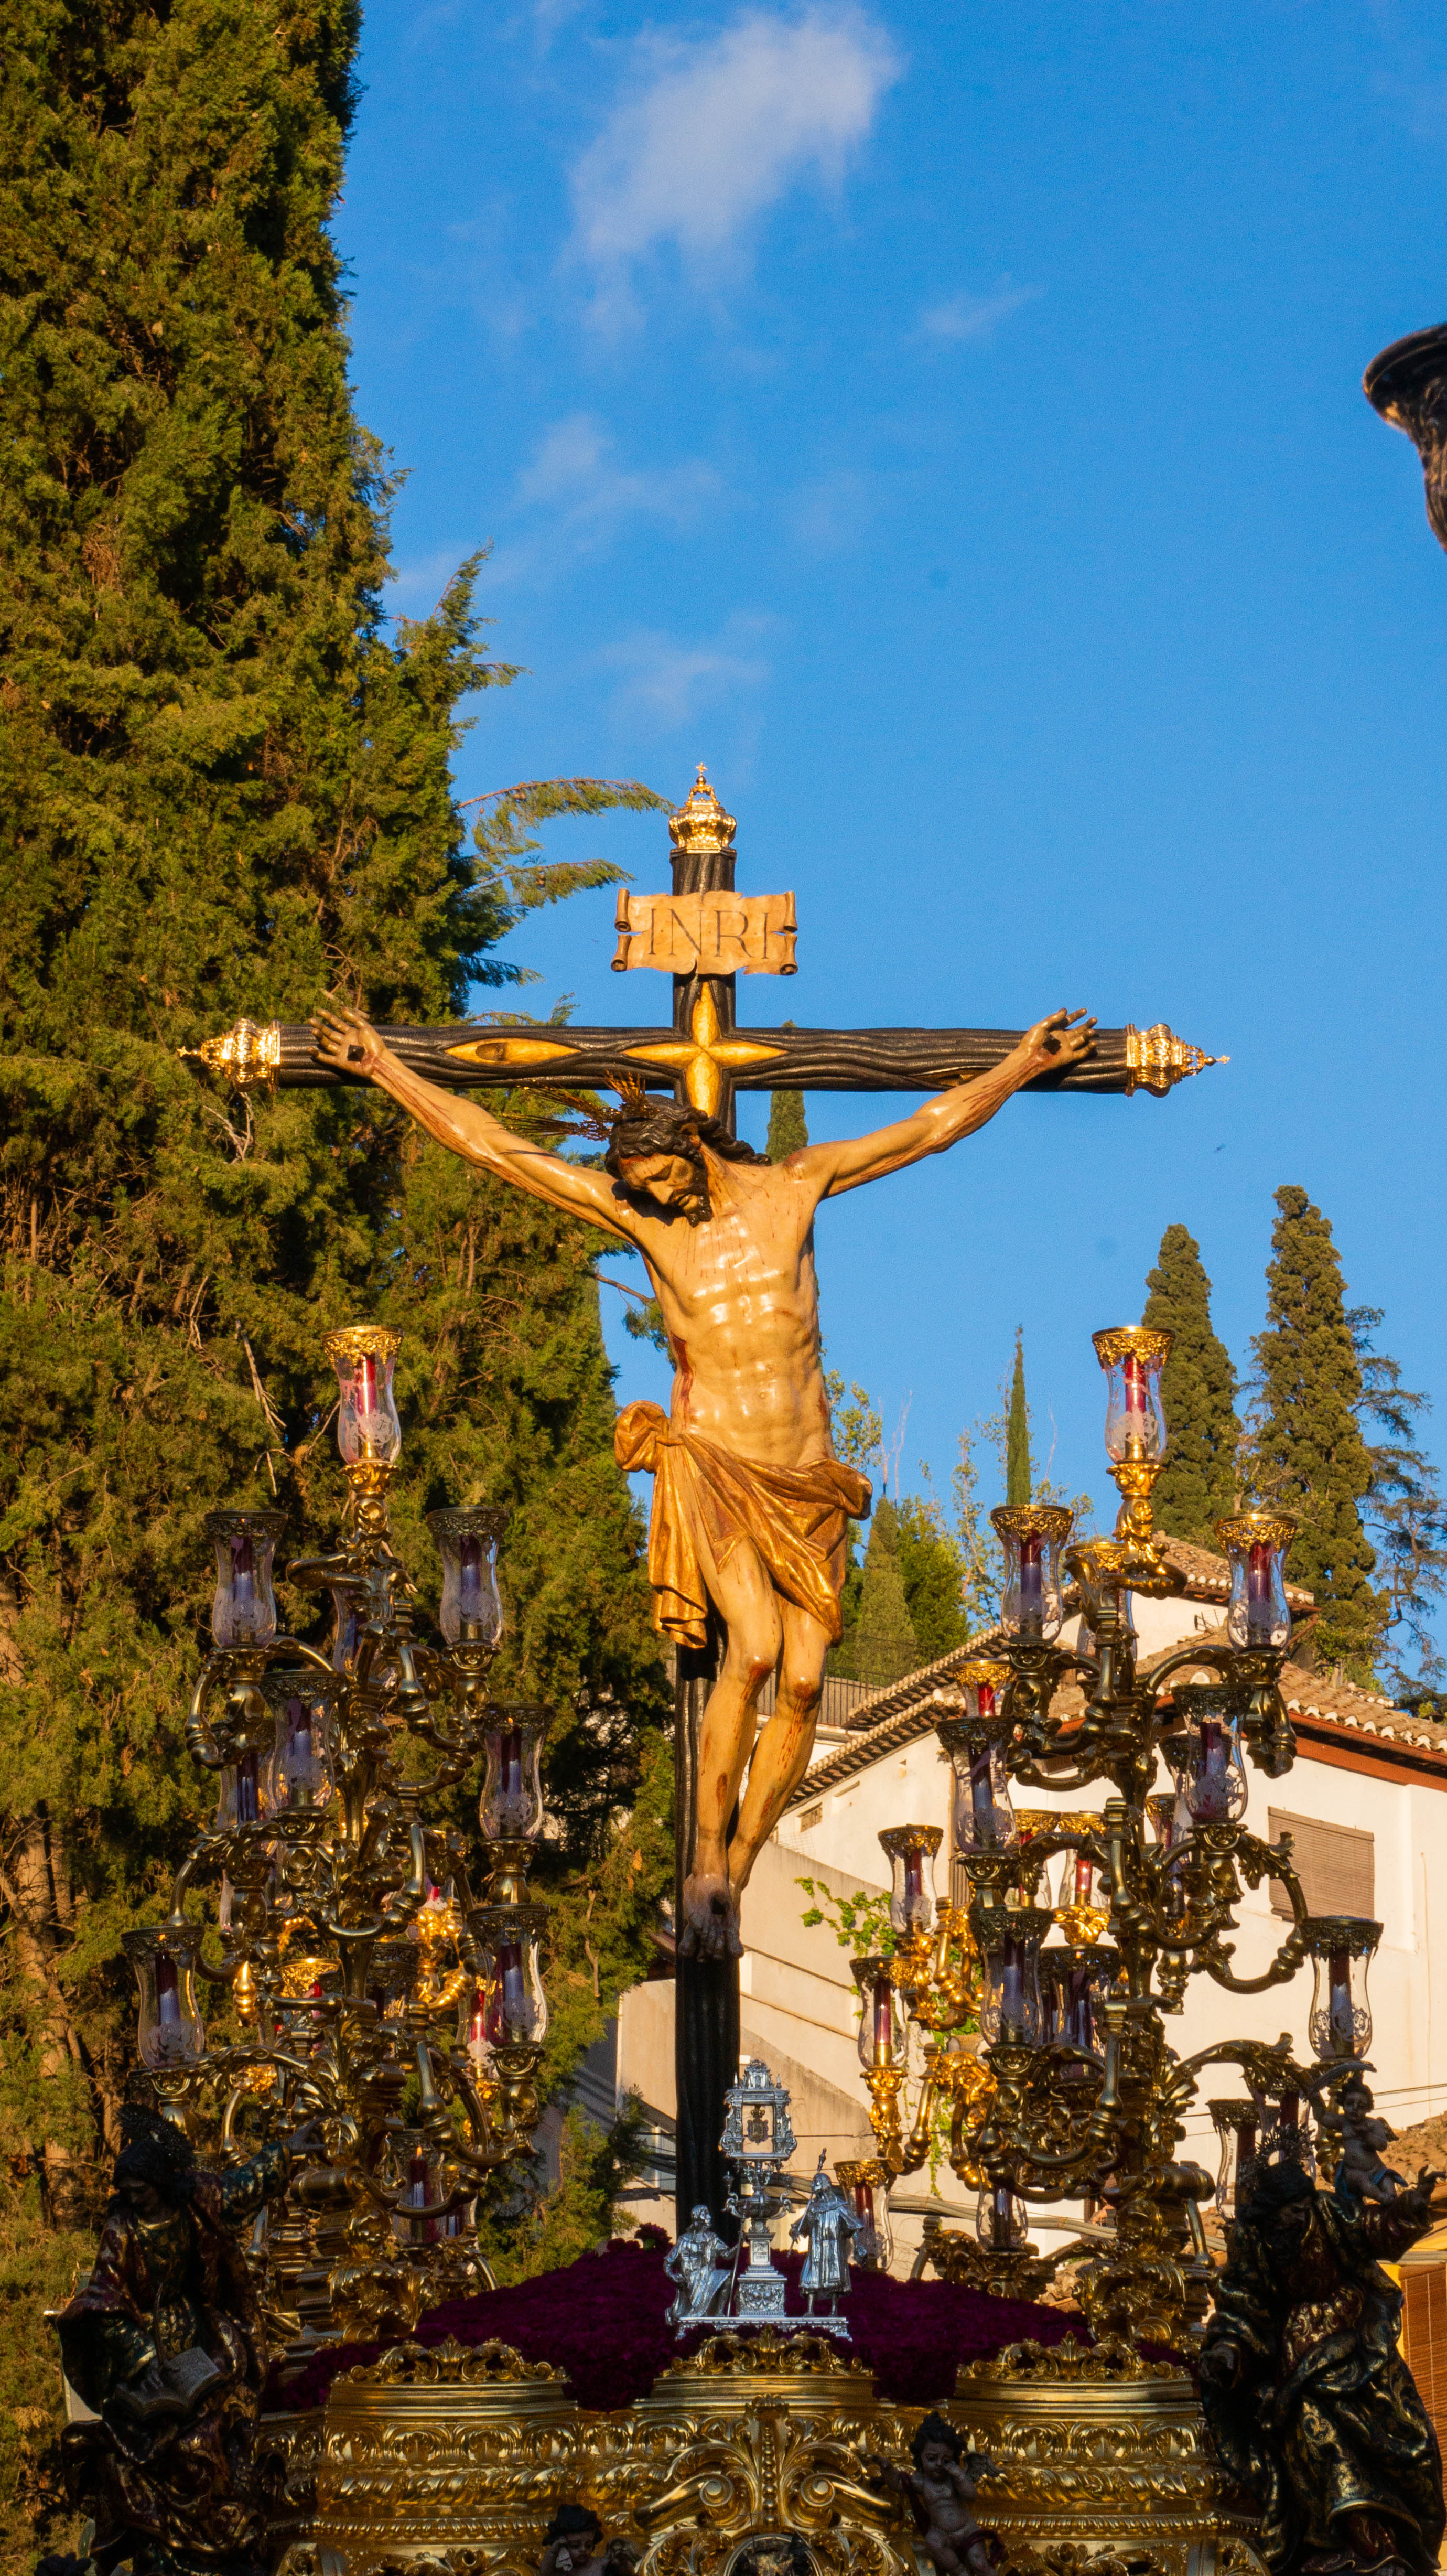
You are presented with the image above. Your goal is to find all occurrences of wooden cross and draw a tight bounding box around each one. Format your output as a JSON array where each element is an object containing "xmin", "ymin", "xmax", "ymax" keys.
[{"xmin": 195, "ymin": 764, "xmax": 1222, "ymax": 2232}]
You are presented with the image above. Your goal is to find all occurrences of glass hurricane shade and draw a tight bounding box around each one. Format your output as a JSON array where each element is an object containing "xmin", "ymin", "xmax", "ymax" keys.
[
  {"xmin": 365, "ymin": 1937, "xmax": 419, "ymax": 2020},
  {"xmin": 835, "ymin": 2160, "xmax": 893, "ymax": 2270},
  {"xmin": 991, "ymin": 1507, "xmax": 1071, "ymax": 1643},
  {"xmin": 1092, "ymin": 1326, "xmax": 1170, "ymax": 1464},
  {"xmin": 1167, "ymin": 1688, "xmax": 1249, "ymax": 1823},
  {"xmin": 938, "ymin": 1666, "xmax": 1017, "ymax": 1852},
  {"xmin": 214, "ymin": 1731, "xmax": 271, "ymax": 1830},
  {"xmin": 1042, "ymin": 1943, "xmax": 1118, "ymax": 2054},
  {"xmin": 426, "ymin": 1508, "xmax": 505, "ymax": 1648},
  {"xmin": 852, "ymin": 1956, "xmax": 909, "ymax": 2070},
  {"xmin": 878, "ymin": 1825, "xmax": 942, "ymax": 1935},
  {"xmin": 474, "ymin": 1905, "xmax": 549, "ymax": 2045},
  {"xmin": 325, "ymin": 1327, "xmax": 403, "ymax": 1467},
  {"xmin": 262, "ymin": 1677, "xmax": 336, "ymax": 1812},
  {"xmin": 479, "ymin": 1704, "xmax": 549, "ymax": 1843},
  {"xmin": 123, "ymin": 1927, "xmax": 206, "ymax": 2069},
  {"xmin": 327, "ymin": 1583, "xmax": 363, "ymax": 1675},
  {"xmin": 975, "ymin": 2181, "xmax": 1028, "ymax": 2248},
  {"xmin": 1304, "ymin": 1915, "xmax": 1379, "ymax": 2061},
  {"xmin": 1210, "ymin": 2100, "xmax": 1260, "ymax": 2217},
  {"xmin": 205, "ymin": 1510, "xmax": 285, "ymax": 1648},
  {"xmin": 1215, "ymin": 1512, "xmax": 1295, "ymax": 1652},
  {"xmin": 977, "ymin": 1904, "xmax": 1051, "ymax": 2045}
]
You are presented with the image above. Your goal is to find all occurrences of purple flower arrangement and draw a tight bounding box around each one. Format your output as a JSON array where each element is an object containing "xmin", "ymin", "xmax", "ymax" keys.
[{"xmin": 269, "ymin": 2236, "xmax": 1082, "ymax": 2417}]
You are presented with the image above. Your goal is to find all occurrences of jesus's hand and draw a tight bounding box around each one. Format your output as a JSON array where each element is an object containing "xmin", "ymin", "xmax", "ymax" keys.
[
  {"xmin": 1009, "ymin": 1008, "xmax": 1097, "ymax": 1080},
  {"xmin": 311, "ymin": 1002, "xmax": 393, "ymax": 1076}
]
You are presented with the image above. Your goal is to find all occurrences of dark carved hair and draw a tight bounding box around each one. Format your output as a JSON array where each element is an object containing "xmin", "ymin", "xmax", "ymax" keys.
[
  {"xmin": 912, "ymin": 2411, "xmax": 965, "ymax": 2467},
  {"xmin": 545, "ymin": 2507, "xmax": 603, "ymax": 2550},
  {"xmin": 603, "ymin": 1092, "xmax": 766, "ymax": 1221},
  {"xmin": 1237, "ymin": 2154, "xmax": 1316, "ymax": 2241},
  {"xmin": 111, "ymin": 2102, "xmax": 198, "ymax": 2206}
]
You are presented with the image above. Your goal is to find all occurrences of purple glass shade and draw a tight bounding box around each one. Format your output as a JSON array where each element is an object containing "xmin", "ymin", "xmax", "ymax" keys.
[
  {"xmin": 474, "ymin": 1903, "xmax": 548, "ymax": 2044},
  {"xmin": 263, "ymin": 1677, "xmax": 337, "ymax": 1812},
  {"xmin": 1304, "ymin": 1915, "xmax": 1379, "ymax": 2062},
  {"xmin": 1216, "ymin": 1511, "xmax": 1296, "ymax": 1651},
  {"xmin": 852, "ymin": 1956, "xmax": 908, "ymax": 2070},
  {"xmin": 123, "ymin": 1926, "xmax": 206, "ymax": 2070},
  {"xmin": 205, "ymin": 1509, "xmax": 285, "ymax": 1648},
  {"xmin": 479, "ymin": 1703, "xmax": 549, "ymax": 1843},
  {"xmin": 991, "ymin": 1507, "xmax": 1072, "ymax": 1643},
  {"xmin": 879, "ymin": 1825, "xmax": 941, "ymax": 1936},
  {"xmin": 977, "ymin": 1904, "xmax": 1051, "ymax": 2045},
  {"xmin": 427, "ymin": 1507, "xmax": 506, "ymax": 1649},
  {"xmin": 1169, "ymin": 1687, "xmax": 1249, "ymax": 1823},
  {"xmin": 1092, "ymin": 1327, "xmax": 1171, "ymax": 1465},
  {"xmin": 325, "ymin": 1327, "xmax": 403, "ymax": 1466}
]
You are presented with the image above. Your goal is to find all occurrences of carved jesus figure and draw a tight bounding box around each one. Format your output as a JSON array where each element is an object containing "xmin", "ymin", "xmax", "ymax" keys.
[{"xmin": 312, "ymin": 1001, "xmax": 1094, "ymax": 1958}]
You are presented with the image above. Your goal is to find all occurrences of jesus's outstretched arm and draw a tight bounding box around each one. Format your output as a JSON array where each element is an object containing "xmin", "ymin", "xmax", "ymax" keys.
[
  {"xmin": 311, "ymin": 1004, "xmax": 635, "ymax": 1243},
  {"xmin": 800, "ymin": 1007, "xmax": 1096, "ymax": 1198}
]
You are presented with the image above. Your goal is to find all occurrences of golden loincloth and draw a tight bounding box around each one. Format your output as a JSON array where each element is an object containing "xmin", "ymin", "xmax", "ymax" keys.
[{"xmin": 614, "ymin": 1399, "xmax": 872, "ymax": 1651}]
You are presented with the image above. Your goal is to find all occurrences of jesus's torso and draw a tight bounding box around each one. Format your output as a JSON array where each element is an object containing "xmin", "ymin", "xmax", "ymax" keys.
[{"xmin": 631, "ymin": 1154, "xmax": 834, "ymax": 1473}]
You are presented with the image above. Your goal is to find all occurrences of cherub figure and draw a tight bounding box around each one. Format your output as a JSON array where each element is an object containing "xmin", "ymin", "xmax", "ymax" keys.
[
  {"xmin": 865, "ymin": 2413, "xmax": 1002, "ymax": 2576},
  {"xmin": 538, "ymin": 2505, "xmax": 639, "ymax": 2576},
  {"xmin": 1333, "ymin": 2075, "xmax": 1408, "ymax": 2207}
]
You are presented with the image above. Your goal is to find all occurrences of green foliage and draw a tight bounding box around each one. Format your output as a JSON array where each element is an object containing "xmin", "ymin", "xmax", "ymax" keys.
[
  {"xmin": 0, "ymin": 0, "xmax": 668, "ymax": 2550},
  {"xmin": 766, "ymin": 1092, "xmax": 808, "ymax": 1161},
  {"xmin": 1347, "ymin": 1309, "xmax": 1447, "ymax": 1695},
  {"xmin": 475, "ymin": 2100, "xmax": 652, "ymax": 2287},
  {"xmin": 1006, "ymin": 1329, "xmax": 1032, "ymax": 1507},
  {"xmin": 1248, "ymin": 1187, "xmax": 1383, "ymax": 1677},
  {"xmin": 1140, "ymin": 1224, "xmax": 1241, "ymax": 1545},
  {"xmin": 831, "ymin": 1497, "xmax": 921, "ymax": 1686},
  {"xmin": 795, "ymin": 1877, "xmax": 896, "ymax": 1956},
  {"xmin": 896, "ymin": 1494, "xmax": 974, "ymax": 1663}
]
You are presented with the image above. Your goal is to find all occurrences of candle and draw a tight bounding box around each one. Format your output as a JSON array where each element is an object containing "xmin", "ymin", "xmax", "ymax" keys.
[
  {"xmin": 1192, "ymin": 1721, "xmax": 1230, "ymax": 1822},
  {"xmin": 236, "ymin": 1747, "xmax": 260, "ymax": 1827},
  {"xmin": 969, "ymin": 1748, "xmax": 997, "ymax": 1841},
  {"xmin": 1247, "ymin": 1542, "xmax": 1273, "ymax": 1645},
  {"xmin": 1121, "ymin": 1354, "xmax": 1148, "ymax": 1455},
  {"xmin": 872, "ymin": 1976, "xmax": 894, "ymax": 2064},
  {"xmin": 1329, "ymin": 1948, "xmax": 1354, "ymax": 2048},
  {"xmin": 1001, "ymin": 1934, "xmax": 1025, "ymax": 2035},
  {"xmin": 156, "ymin": 1956, "xmax": 181, "ymax": 2025},
  {"xmin": 1019, "ymin": 1536, "xmax": 1044, "ymax": 1633}
]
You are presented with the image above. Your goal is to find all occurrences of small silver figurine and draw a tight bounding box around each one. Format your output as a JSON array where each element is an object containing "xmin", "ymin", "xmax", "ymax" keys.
[
  {"xmin": 665, "ymin": 2203, "xmax": 732, "ymax": 2329},
  {"xmin": 789, "ymin": 2150, "xmax": 868, "ymax": 2324}
]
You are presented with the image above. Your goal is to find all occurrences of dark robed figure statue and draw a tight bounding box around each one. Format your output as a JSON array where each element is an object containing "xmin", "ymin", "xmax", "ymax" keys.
[
  {"xmin": 1200, "ymin": 2157, "xmax": 1445, "ymax": 2576},
  {"xmin": 56, "ymin": 2107, "xmax": 309, "ymax": 2576}
]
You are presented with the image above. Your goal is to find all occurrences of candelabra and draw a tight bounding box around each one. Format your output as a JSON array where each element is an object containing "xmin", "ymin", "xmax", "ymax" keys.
[
  {"xmin": 852, "ymin": 1324, "xmax": 1382, "ymax": 2347},
  {"xmin": 123, "ymin": 1326, "xmax": 554, "ymax": 2344}
]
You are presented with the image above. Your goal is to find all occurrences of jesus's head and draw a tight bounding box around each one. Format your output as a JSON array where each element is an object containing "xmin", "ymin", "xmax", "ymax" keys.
[{"xmin": 604, "ymin": 1093, "xmax": 765, "ymax": 1224}]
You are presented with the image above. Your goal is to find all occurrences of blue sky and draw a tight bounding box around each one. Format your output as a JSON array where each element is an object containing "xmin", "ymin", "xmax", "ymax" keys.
[{"xmin": 339, "ymin": 1, "xmax": 1447, "ymax": 1639}]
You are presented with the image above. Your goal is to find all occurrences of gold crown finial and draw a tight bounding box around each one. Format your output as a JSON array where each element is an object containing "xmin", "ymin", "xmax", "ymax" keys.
[{"xmin": 669, "ymin": 763, "xmax": 737, "ymax": 858}]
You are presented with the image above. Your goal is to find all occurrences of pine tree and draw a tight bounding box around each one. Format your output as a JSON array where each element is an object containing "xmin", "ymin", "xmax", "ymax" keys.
[
  {"xmin": 1140, "ymin": 1225, "xmax": 1241, "ymax": 1545},
  {"xmin": 1006, "ymin": 1330, "xmax": 1032, "ymax": 1505},
  {"xmin": 837, "ymin": 1499, "xmax": 921, "ymax": 1686},
  {"xmin": 767, "ymin": 1025, "xmax": 807, "ymax": 1161},
  {"xmin": 1251, "ymin": 1187, "xmax": 1383, "ymax": 1676},
  {"xmin": 0, "ymin": 0, "xmax": 667, "ymax": 2540}
]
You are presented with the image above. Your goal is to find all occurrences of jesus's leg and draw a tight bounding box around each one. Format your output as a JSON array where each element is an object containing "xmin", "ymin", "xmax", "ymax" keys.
[
  {"xmin": 726, "ymin": 1601, "xmax": 830, "ymax": 1906},
  {"xmin": 681, "ymin": 1531, "xmax": 782, "ymax": 1961}
]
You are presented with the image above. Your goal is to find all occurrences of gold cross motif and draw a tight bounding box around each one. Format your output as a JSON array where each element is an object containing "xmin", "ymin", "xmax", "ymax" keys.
[{"xmin": 624, "ymin": 985, "xmax": 784, "ymax": 1119}]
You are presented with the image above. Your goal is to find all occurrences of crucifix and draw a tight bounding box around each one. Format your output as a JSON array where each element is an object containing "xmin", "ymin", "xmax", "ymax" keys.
[{"xmin": 195, "ymin": 765, "xmax": 1221, "ymax": 2234}]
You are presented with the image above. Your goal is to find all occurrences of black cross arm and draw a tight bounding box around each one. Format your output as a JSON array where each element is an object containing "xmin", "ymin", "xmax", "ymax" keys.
[{"xmin": 189, "ymin": 1017, "xmax": 1223, "ymax": 1102}]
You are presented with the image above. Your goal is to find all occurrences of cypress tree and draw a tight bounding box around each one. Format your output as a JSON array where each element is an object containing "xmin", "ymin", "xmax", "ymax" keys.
[
  {"xmin": 1251, "ymin": 1187, "xmax": 1383, "ymax": 1676},
  {"xmin": 0, "ymin": 0, "xmax": 667, "ymax": 2538},
  {"xmin": 838, "ymin": 1498, "xmax": 921, "ymax": 1686},
  {"xmin": 896, "ymin": 1495, "xmax": 972, "ymax": 1662},
  {"xmin": 766, "ymin": 1025, "xmax": 808, "ymax": 1161},
  {"xmin": 1140, "ymin": 1224, "xmax": 1240, "ymax": 1545},
  {"xmin": 1006, "ymin": 1329, "xmax": 1032, "ymax": 1505}
]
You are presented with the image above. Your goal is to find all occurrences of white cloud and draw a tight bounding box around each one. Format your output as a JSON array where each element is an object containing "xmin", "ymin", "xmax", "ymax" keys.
[
  {"xmin": 571, "ymin": 7, "xmax": 902, "ymax": 315},
  {"xmin": 790, "ymin": 465, "xmax": 869, "ymax": 554},
  {"xmin": 920, "ymin": 282, "xmax": 1041, "ymax": 344},
  {"xmin": 516, "ymin": 415, "xmax": 721, "ymax": 540},
  {"xmin": 599, "ymin": 621, "xmax": 772, "ymax": 726}
]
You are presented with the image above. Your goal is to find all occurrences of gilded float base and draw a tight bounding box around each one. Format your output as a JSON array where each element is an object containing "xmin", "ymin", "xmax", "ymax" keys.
[{"xmin": 286, "ymin": 2329, "xmax": 1265, "ymax": 2576}]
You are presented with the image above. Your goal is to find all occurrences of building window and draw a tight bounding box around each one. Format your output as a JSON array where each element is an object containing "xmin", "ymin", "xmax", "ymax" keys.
[
  {"xmin": 797, "ymin": 1804, "xmax": 823, "ymax": 1833},
  {"xmin": 1266, "ymin": 1809, "xmax": 1374, "ymax": 1919}
]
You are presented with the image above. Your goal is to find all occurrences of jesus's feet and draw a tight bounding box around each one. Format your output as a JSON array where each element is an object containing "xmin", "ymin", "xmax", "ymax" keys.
[{"xmin": 679, "ymin": 1870, "xmax": 743, "ymax": 1960}]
